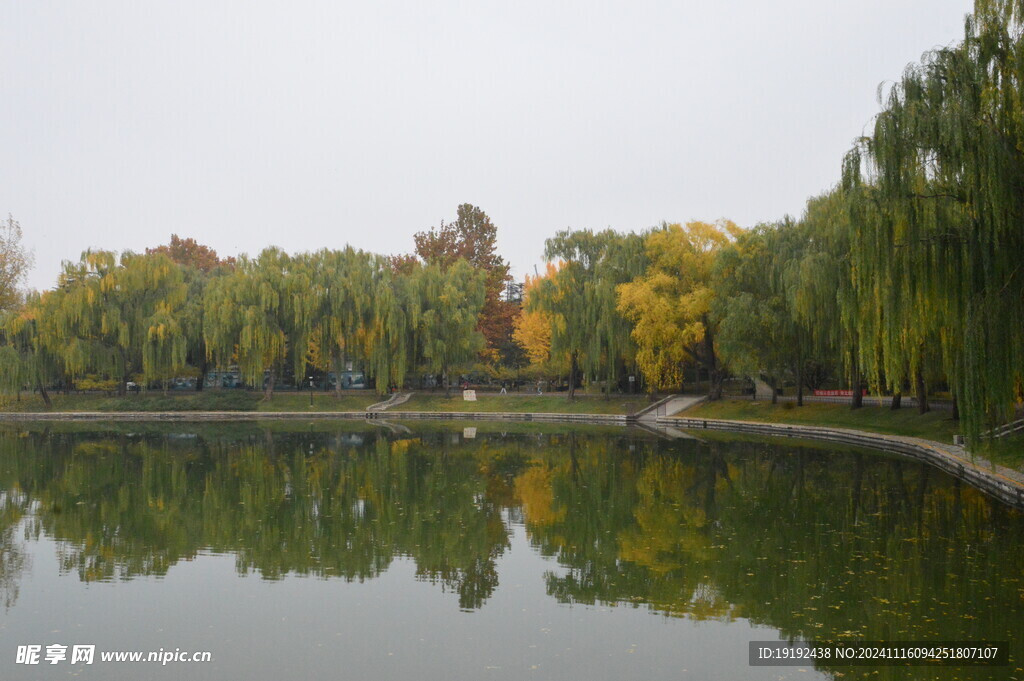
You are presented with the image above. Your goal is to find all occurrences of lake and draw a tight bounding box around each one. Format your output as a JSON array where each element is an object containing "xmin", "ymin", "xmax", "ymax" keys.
[{"xmin": 0, "ymin": 422, "xmax": 1020, "ymax": 680}]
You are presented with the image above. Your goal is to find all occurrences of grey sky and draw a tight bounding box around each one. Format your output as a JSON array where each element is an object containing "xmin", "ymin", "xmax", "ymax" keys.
[{"xmin": 2, "ymin": 0, "xmax": 974, "ymax": 291}]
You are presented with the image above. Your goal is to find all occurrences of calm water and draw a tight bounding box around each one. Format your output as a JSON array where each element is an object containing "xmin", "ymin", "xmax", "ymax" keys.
[{"xmin": 0, "ymin": 422, "xmax": 1020, "ymax": 680}]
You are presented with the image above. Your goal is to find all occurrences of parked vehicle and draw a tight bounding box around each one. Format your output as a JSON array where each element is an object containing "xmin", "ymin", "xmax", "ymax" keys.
[
  {"xmin": 204, "ymin": 368, "xmax": 245, "ymax": 389},
  {"xmin": 327, "ymin": 371, "xmax": 368, "ymax": 389}
]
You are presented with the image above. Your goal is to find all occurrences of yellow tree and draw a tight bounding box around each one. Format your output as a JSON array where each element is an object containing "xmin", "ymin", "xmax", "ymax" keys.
[
  {"xmin": 617, "ymin": 221, "xmax": 738, "ymax": 397},
  {"xmin": 513, "ymin": 263, "xmax": 558, "ymax": 365}
]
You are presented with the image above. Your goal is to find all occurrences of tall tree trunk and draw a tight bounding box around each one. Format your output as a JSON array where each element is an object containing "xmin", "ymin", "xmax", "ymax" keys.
[
  {"xmin": 793, "ymin": 332, "xmax": 806, "ymax": 407},
  {"xmin": 915, "ymin": 368, "xmax": 929, "ymax": 414},
  {"xmin": 703, "ymin": 317, "xmax": 723, "ymax": 400},
  {"xmin": 568, "ymin": 351, "xmax": 579, "ymax": 400},
  {"xmin": 333, "ymin": 353, "xmax": 344, "ymax": 399},
  {"xmin": 770, "ymin": 377, "xmax": 778, "ymax": 405},
  {"xmin": 195, "ymin": 352, "xmax": 208, "ymax": 392},
  {"xmin": 119, "ymin": 349, "xmax": 129, "ymax": 396},
  {"xmin": 796, "ymin": 361, "xmax": 804, "ymax": 407},
  {"xmin": 891, "ymin": 391, "xmax": 902, "ymax": 410},
  {"xmin": 850, "ymin": 347, "xmax": 863, "ymax": 409},
  {"xmin": 264, "ymin": 371, "xmax": 275, "ymax": 401},
  {"xmin": 444, "ymin": 365, "xmax": 451, "ymax": 398},
  {"xmin": 951, "ymin": 392, "xmax": 959, "ymax": 421},
  {"xmin": 36, "ymin": 378, "xmax": 52, "ymax": 409}
]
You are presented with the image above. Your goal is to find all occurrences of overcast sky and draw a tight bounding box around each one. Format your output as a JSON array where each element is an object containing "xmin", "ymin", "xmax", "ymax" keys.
[{"xmin": 2, "ymin": 0, "xmax": 974, "ymax": 291}]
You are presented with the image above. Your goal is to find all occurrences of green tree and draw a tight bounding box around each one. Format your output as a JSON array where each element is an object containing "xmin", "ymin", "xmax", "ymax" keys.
[
  {"xmin": 714, "ymin": 219, "xmax": 827, "ymax": 405},
  {"xmin": 414, "ymin": 204, "xmax": 515, "ymax": 364},
  {"xmin": 365, "ymin": 258, "xmax": 421, "ymax": 395},
  {"xmin": 147, "ymin": 235, "xmax": 235, "ymax": 391},
  {"xmin": 534, "ymin": 230, "xmax": 645, "ymax": 399},
  {"xmin": 416, "ymin": 260, "xmax": 487, "ymax": 395},
  {"xmin": 787, "ymin": 191, "xmax": 872, "ymax": 408},
  {"xmin": 203, "ymin": 248, "xmax": 293, "ymax": 398},
  {"xmin": 35, "ymin": 251, "xmax": 187, "ymax": 395},
  {"xmin": 294, "ymin": 248, "xmax": 378, "ymax": 397},
  {"xmin": 841, "ymin": 0, "xmax": 1024, "ymax": 432},
  {"xmin": 0, "ymin": 293, "xmax": 65, "ymax": 407}
]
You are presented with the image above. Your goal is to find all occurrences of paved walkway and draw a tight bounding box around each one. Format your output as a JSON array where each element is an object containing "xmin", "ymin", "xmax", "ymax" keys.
[
  {"xmin": 635, "ymin": 394, "xmax": 707, "ymax": 421},
  {"xmin": 366, "ymin": 392, "xmax": 413, "ymax": 412},
  {"xmin": 751, "ymin": 377, "xmax": 952, "ymax": 409},
  {"xmin": 752, "ymin": 378, "xmax": 774, "ymax": 400}
]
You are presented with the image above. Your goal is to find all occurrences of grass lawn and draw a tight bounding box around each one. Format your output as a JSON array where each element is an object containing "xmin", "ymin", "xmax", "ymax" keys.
[
  {"xmin": 682, "ymin": 398, "xmax": 960, "ymax": 443},
  {"xmin": 975, "ymin": 432, "xmax": 1024, "ymax": 472},
  {"xmin": 255, "ymin": 392, "xmax": 378, "ymax": 412},
  {"xmin": 0, "ymin": 390, "xmax": 646, "ymax": 414},
  {"xmin": 397, "ymin": 392, "xmax": 651, "ymax": 415},
  {"xmin": 0, "ymin": 393, "xmax": 114, "ymax": 412}
]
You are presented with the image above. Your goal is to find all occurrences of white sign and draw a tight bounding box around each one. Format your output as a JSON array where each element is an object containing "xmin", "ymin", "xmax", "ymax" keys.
[
  {"xmin": 463, "ymin": 427, "xmax": 477, "ymax": 439},
  {"xmin": 463, "ymin": 390, "xmax": 477, "ymax": 401}
]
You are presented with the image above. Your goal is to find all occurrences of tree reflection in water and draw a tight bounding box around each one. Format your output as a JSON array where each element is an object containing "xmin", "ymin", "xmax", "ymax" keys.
[{"xmin": 0, "ymin": 424, "xmax": 1020, "ymax": 676}]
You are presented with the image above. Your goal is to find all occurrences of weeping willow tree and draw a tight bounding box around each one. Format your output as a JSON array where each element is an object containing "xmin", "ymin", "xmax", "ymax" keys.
[
  {"xmin": 416, "ymin": 259, "xmax": 487, "ymax": 396},
  {"xmin": 787, "ymin": 190, "xmax": 875, "ymax": 408},
  {"xmin": 0, "ymin": 293, "xmax": 65, "ymax": 407},
  {"xmin": 593, "ymin": 232, "xmax": 647, "ymax": 395},
  {"xmin": 840, "ymin": 177, "xmax": 950, "ymax": 414},
  {"xmin": 714, "ymin": 220, "xmax": 816, "ymax": 405},
  {"xmin": 534, "ymin": 229, "xmax": 645, "ymax": 399},
  {"xmin": 844, "ymin": 0, "xmax": 1024, "ymax": 434},
  {"xmin": 203, "ymin": 248, "xmax": 293, "ymax": 398},
  {"xmin": 365, "ymin": 257, "xmax": 421, "ymax": 395},
  {"xmin": 294, "ymin": 248, "xmax": 378, "ymax": 398},
  {"xmin": 32, "ymin": 251, "xmax": 188, "ymax": 394}
]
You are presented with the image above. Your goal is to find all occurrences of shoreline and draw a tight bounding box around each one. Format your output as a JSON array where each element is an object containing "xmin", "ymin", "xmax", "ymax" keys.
[
  {"xmin": 0, "ymin": 410, "xmax": 632, "ymax": 423},
  {"xmin": 660, "ymin": 415, "xmax": 1024, "ymax": 510},
  {"xmin": 2, "ymin": 409, "xmax": 1021, "ymax": 509}
]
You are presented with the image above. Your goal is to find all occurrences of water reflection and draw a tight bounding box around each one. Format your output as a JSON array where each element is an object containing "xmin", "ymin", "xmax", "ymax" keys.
[
  {"xmin": 0, "ymin": 488, "xmax": 30, "ymax": 609},
  {"xmin": 0, "ymin": 424, "xmax": 1021, "ymax": 676}
]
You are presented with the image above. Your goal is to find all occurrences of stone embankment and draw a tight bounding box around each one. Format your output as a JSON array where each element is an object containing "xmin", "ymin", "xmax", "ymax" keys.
[
  {"xmin": 659, "ymin": 415, "xmax": 1024, "ymax": 509},
  {"xmin": 0, "ymin": 410, "xmax": 630, "ymax": 424},
  {"xmin": 3, "ymin": 401, "xmax": 1022, "ymax": 509},
  {"xmin": 381, "ymin": 411, "xmax": 630, "ymax": 424}
]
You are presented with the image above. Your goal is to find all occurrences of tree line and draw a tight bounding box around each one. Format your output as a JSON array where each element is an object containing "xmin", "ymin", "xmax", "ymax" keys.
[
  {"xmin": 0, "ymin": 232, "xmax": 489, "ymax": 404},
  {"xmin": 1, "ymin": 0, "xmax": 1021, "ymax": 437}
]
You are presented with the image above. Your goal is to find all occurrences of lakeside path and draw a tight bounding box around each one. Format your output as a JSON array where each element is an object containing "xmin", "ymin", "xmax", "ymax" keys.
[{"xmin": 2, "ymin": 406, "xmax": 1022, "ymax": 509}]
